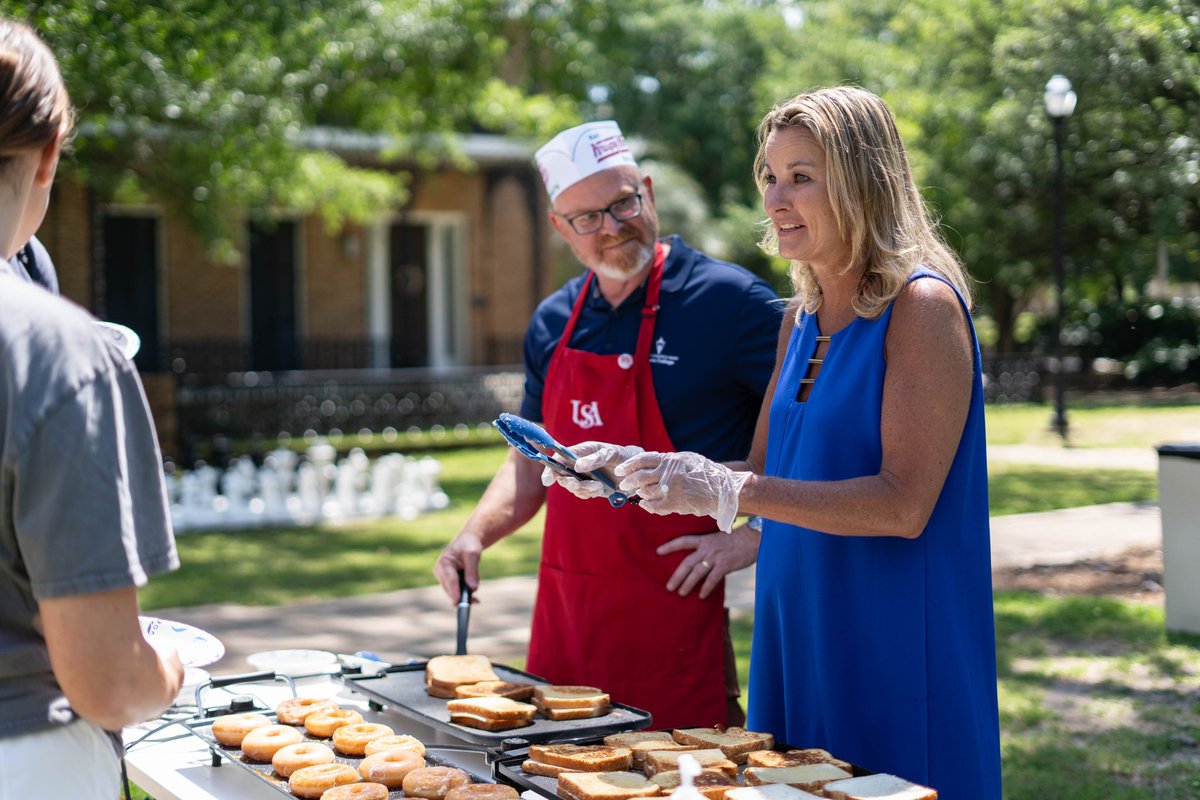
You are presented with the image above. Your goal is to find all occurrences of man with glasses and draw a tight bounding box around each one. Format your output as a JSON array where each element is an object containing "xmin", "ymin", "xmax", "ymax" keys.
[{"xmin": 435, "ymin": 121, "xmax": 779, "ymax": 729}]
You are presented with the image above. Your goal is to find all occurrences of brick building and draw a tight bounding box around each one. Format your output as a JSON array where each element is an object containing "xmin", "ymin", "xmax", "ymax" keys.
[{"xmin": 36, "ymin": 132, "xmax": 557, "ymax": 456}]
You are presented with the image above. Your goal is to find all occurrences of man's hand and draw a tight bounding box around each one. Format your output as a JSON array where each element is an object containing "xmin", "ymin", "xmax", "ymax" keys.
[
  {"xmin": 434, "ymin": 532, "xmax": 484, "ymax": 606},
  {"xmin": 657, "ymin": 524, "xmax": 761, "ymax": 599}
]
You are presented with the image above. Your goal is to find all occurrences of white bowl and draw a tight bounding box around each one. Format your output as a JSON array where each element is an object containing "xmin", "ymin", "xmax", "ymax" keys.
[{"xmin": 246, "ymin": 649, "xmax": 339, "ymax": 677}]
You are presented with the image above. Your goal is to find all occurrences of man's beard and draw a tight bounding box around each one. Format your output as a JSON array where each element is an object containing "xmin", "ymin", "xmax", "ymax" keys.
[{"xmin": 586, "ymin": 238, "xmax": 655, "ymax": 282}]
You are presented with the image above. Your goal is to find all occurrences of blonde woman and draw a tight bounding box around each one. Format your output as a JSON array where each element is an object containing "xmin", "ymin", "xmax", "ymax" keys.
[{"xmin": 553, "ymin": 87, "xmax": 1001, "ymax": 799}]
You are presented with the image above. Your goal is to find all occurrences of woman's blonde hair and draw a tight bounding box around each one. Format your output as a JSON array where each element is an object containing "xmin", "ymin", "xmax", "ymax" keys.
[
  {"xmin": 0, "ymin": 18, "xmax": 72, "ymax": 169},
  {"xmin": 753, "ymin": 86, "xmax": 971, "ymax": 319}
]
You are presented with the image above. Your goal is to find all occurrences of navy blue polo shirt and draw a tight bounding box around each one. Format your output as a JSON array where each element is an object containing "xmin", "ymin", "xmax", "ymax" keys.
[{"xmin": 521, "ymin": 235, "xmax": 782, "ymax": 462}]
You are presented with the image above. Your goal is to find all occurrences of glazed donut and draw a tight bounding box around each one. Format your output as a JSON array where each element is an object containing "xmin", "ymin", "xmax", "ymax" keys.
[
  {"xmin": 241, "ymin": 724, "xmax": 304, "ymax": 762},
  {"xmin": 272, "ymin": 741, "xmax": 336, "ymax": 778},
  {"xmin": 446, "ymin": 784, "xmax": 520, "ymax": 800},
  {"xmin": 363, "ymin": 733, "xmax": 426, "ymax": 757},
  {"xmin": 288, "ymin": 763, "xmax": 361, "ymax": 799},
  {"xmin": 358, "ymin": 748, "xmax": 425, "ymax": 789},
  {"xmin": 319, "ymin": 783, "xmax": 389, "ymax": 800},
  {"xmin": 304, "ymin": 708, "xmax": 364, "ymax": 739},
  {"xmin": 276, "ymin": 697, "xmax": 340, "ymax": 726},
  {"xmin": 331, "ymin": 722, "xmax": 394, "ymax": 756},
  {"xmin": 401, "ymin": 766, "xmax": 471, "ymax": 800},
  {"xmin": 212, "ymin": 712, "xmax": 272, "ymax": 747}
]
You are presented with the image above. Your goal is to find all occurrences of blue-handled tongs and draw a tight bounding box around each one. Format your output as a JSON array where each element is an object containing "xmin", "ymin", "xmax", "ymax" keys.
[{"xmin": 493, "ymin": 413, "xmax": 638, "ymax": 508}]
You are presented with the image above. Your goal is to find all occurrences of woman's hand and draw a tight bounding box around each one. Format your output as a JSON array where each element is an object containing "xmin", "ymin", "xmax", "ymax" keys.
[
  {"xmin": 617, "ymin": 451, "xmax": 751, "ymax": 532},
  {"xmin": 539, "ymin": 441, "xmax": 644, "ymax": 500}
]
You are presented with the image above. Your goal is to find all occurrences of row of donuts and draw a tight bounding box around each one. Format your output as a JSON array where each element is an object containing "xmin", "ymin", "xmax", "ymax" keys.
[{"xmin": 209, "ymin": 697, "xmax": 519, "ymax": 800}]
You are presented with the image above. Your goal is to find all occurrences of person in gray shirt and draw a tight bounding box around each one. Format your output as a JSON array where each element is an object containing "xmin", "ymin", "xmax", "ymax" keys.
[{"xmin": 0, "ymin": 17, "xmax": 183, "ymax": 795}]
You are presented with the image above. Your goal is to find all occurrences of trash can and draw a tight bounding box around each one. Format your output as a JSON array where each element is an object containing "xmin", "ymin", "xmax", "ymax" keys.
[{"xmin": 1157, "ymin": 444, "xmax": 1200, "ymax": 635}]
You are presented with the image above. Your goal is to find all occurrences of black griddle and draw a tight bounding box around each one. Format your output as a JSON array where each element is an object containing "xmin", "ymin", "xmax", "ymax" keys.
[
  {"xmin": 490, "ymin": 742, "xmax": 874, "ymax": 800},
  {"xmin": 344, "ymin": 662, "xmax": 652, "ymax": 746},
  {"xmin": 186, "ymin": 714, "xmax": 493, "ymax": 799}
]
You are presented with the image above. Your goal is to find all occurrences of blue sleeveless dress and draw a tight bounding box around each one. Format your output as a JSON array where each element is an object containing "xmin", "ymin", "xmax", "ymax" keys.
[{"xmin": 747, "ymin": 271, "xmax": 1002, "ymax": 800}]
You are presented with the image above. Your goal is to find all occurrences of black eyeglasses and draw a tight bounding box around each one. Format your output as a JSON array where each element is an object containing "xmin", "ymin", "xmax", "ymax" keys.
[{"xmin": 561, "ymin": 192, "xmax": 643, "ymax": 235}]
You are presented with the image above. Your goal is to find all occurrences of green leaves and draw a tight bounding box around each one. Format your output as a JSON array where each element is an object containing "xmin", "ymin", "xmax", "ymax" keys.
[{"xmin": 5, "ymin": 0, "xmax": 557, "ymax": 254}]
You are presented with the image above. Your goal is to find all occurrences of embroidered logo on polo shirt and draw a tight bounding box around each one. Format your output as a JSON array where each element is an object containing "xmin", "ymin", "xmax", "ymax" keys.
[
  {"xmin": 649, "ymin": 336, "xmax": 679, "ymax": 366},
  {"xmin": 570, "ymin": 400, "xmax": 604, "ymax": 429}
]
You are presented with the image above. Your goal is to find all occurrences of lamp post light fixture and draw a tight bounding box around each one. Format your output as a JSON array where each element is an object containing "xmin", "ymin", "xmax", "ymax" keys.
[{"xmin": 1044, "ymin": 74, "xmax": 1076, "ymax": 441}]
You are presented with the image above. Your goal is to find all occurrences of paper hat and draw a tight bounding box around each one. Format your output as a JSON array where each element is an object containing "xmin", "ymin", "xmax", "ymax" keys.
[{"xmin": 534, "ymin": 120, "xmax": 638, "ymax": 201}]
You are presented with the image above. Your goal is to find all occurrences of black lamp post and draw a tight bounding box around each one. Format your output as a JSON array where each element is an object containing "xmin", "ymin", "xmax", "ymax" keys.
[{"xmin": 1044, "ymin": 74, "xmax": 1077, "ymax": 441}]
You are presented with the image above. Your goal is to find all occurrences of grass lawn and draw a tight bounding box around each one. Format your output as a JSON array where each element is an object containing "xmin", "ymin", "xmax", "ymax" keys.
[
  {"xmin": 729, "ymin": 596, "xmax": 1200, "ymax": 800},
  {"xmin": 985, "ymin": 400, "xmax": 1200, "ymax": 448}
]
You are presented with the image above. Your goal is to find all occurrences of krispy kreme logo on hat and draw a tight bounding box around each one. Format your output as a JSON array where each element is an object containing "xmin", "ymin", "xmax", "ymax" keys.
[{"xmin": 535, "ymin": 120, "xmax": 638, "ymax": 201}]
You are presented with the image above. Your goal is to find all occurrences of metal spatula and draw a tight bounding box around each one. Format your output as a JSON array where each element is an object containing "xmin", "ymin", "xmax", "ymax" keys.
[{"xmin": 455, "ymin": 568, "xmax": 471, "ymax": 655}]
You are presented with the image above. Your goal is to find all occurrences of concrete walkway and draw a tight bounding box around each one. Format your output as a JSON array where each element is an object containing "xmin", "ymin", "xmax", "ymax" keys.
[{"xmin": 160, "ymin": 446, "xmax": 1164, "ymax": 676}]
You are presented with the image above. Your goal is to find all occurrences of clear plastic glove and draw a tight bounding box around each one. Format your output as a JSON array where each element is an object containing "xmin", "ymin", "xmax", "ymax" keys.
[
  {"xmin": 616, "ymin": 451, "xmax": 752, "ymax": 532},
  {"xmin": 539, "ymin": 440, "xmax": 644, "ymax": 500}
]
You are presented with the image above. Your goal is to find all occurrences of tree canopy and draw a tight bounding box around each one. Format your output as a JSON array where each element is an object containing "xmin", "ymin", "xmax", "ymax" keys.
[{"xmin": 5, "ymin": 0, "xmax": 1197, "ymax": 372}]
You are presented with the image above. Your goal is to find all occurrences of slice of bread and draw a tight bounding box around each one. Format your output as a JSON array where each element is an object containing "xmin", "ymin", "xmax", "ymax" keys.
[
  {"xmin": 604, "ymin": 732, "xmax": 675, "ymax": 748},
  {"xmin": 540, "ymin": 705, "xmax": 609, "ymax": 721},
  {"xmin": 534, "ymin": 685, "xmax": 611, "ymax": 710},
  {"xmin": 528, "ymin": 744, "xmax": 633, "ymax": 772},
  {"xmin": 644, "ymin": 748, "xmax": 737, "ymax": 778},
  {"xmin": 631, "ymin": 742, "xmax": 701, "ymax": 770},
  {"xmin": 522, "ymin": 760, "xmax": 581, "ymax": 778},
  {"xmin": 454, "ymin": 681, "xmax": 536, "ymax": 702},
  {"xmin": 745, "ymin": 749, "xmax": 852, "ymax": 772},
  {"xmin": 726, "ymin": 785, "xmax": 825, "ymax": 800},
  {"xmin": 821, "ymin": 774, "xmax": 938, "ymax": 800},
  {"xmin": 426, "ymin": 655, "xmax": 499, "ymax": 697},
  {"xmin": 446, "ymin": 696, "xmax": 536, "ymax": 731},
  {"xmin": 649, "ymin": 769, "xmax": 737, "ymax": 800},
  {"xmin": 604, "ymin": 732, "xmax": 699, "ymax": 769},
  {"xmin": 745, "ymin": 764, "xmax": 852, "ymax": 793},
  {"xmin": 671, "ymin": 728, "xmax": 775, "ymax": 765},
  {"xmin": 557, "ymin": 771, "xmax": 662, "ymax": 800}
]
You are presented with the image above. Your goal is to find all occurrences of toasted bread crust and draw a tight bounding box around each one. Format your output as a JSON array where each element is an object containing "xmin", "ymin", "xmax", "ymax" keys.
[
  {"xmin": 745, "ymin": 764, "xmax": 853, "ymax": 793},
  {"xmin": 446, "ymin": 696, "xmax": 536, "ymax": 731},
  {"xmin": 557, "ymin": 771, "xmax": 661, "ymax": 800},
  {"xmin": 671, "ymin": 728, "xmax": 774, "ymax": 764},
  {"xmin": 533, "ymin": 685, "xmax": 610, "ymax": 709},
  {"xmin": 726, "ymin": 785, "xmax": 826, "ymax": 800},
  {"xmin": 538, "ymin": 703, "xmax": 609, "ymax": 721},
  {"xmin": 745, "ymin": 749, "xmax": 852, "ymax": 772},
  {"xmin": 521, "ymin": 759, "xmax": 581, "ymax": 778},
  {"xmin": 821, "ymin": 773, "xmax": 937, "ymax": 800},
  {"xmin": 603, "ymin": 732, "xmax": 674, "ymax": 748},
  {"xmin": 447, "ymin": 712, "xmax": 532, "ymax": 732},
  {"xmin": 454, "ymin": 681, "xmax": 536, "ymax": 701},
  {"xmin": 425, "ymin": 655, "xmax": 499, "ymax": 695},
  {"xmin": 528, "ymin": 744, "xmax": 632, "ymax": 772},
  {"xmin": 650, "ymin": 769, "xmax": 737, "ymax": 800},
  {"xmin": 644, "ymin": 748, "xmax": 737, "ymax": 778}
]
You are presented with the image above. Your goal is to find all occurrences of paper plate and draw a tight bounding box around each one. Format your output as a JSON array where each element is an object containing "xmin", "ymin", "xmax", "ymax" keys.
[
  {"xmin": 139, "ymin": 616, "xmax": 225, "ymax": 668},
  {"xmin": 246, "ymin": 649, "xmax": 340, "ymax": 677}
]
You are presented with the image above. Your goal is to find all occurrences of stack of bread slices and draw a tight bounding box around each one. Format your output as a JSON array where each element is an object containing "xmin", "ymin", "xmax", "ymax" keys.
[{"xmin": 532, "ymin": 685, "xmax": 611, "ymax": 721}]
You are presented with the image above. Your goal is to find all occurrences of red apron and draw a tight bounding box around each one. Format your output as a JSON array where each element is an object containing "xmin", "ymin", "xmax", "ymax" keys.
[{"xmin": 526, "ymin": 244, "xmax": 728, "ymax": 730}]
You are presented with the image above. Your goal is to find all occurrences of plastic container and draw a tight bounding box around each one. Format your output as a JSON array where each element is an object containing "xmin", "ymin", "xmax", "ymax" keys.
[{"xmin": 1156, "ymin": 444, "xmax": 1200, "ymax": 634}]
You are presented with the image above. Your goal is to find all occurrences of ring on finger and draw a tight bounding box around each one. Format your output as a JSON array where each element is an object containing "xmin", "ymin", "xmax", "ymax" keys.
[{"xmin": 699, "ymin": 560, "xmax": 712, "ymax": 570}]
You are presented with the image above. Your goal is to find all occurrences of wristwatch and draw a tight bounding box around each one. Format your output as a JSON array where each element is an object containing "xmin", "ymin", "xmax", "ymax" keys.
[{"xmin": 746, "ymin": 516, "xmax": 764, "ymax": 532}]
